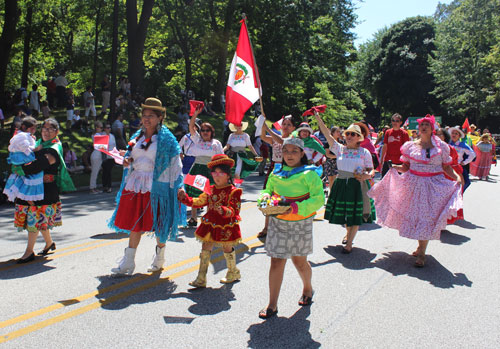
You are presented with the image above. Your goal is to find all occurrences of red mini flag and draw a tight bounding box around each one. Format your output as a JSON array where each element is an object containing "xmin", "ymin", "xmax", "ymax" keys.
[
  {"xmin": 184, "ymin": 174, "xmax": 212, "ymax": 194},
  {"xmin": 189, "ymin": 100, "xmax": 204, "ymax": 116},
  {"xmin": 225, "ymin": 19, "xmax": 261, "ymax": 126},
  {"xmin": 462, "ymin": 118, "xmax": 471, "ymax": 133}
]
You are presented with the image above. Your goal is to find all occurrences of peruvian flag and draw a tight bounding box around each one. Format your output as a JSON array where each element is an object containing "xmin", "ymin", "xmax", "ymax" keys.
[
  {"xmin": 273, "ymin": 116, "xmax": 284, "ymax": 131},
  {"xmin": 225, "ymin": 19, "xmax": 260, "ymax": 126},
  {"xmin": 184, "ymin": 174, "xmax": 212, "ymax": 194}
]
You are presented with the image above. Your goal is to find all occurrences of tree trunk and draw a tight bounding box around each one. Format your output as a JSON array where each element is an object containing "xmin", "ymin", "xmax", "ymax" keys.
[
  {"xmin": 0, "ymin": 0, "xmax": 20, "ymax": 93},
  {"xmin": 110, "ymin": 0, "xmax": 119, "ymax": 120},
  {"xmin": 212, "ymin": 0, "xmax": 236, "ymax": 112},
  {"xmin": 21, "ymin": 5, "xmax": 33, "ymax": 88},
  {"xmin": 126, "ymin": 0, "xmax": 154, "ymax": 96},
  {"xmin": 92, "ymin": 0, "xmax": 104, "ymax": 90}
]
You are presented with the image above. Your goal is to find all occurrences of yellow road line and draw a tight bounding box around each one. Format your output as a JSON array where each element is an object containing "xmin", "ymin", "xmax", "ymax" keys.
[
  {"xmin": 0, "ymin": 234, "xmax": 259, "ymax": 331},
  {"xmin": 0, "ymin": 238, "xmax": 263, "ymax": 344}
]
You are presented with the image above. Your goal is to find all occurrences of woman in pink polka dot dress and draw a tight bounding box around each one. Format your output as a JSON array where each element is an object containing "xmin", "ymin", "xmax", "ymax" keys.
[{"xmin": 368, "ymin": 115, "xmax": 463, "ymax": 267}]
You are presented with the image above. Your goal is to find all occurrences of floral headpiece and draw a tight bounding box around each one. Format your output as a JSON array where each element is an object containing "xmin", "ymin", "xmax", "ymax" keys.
[{"xmin": 417, "ymin": 114, "xmax": 436, "ymax": 130}]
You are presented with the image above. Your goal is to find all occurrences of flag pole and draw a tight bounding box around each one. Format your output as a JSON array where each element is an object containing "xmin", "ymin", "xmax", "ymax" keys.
[{"xmin": 242, "ymin": 13, "xmax": 266, "ymax": 118}]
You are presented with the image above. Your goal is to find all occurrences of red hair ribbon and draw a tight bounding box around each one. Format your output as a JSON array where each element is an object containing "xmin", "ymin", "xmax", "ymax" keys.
[{"xmin": 302, "ymin": 104, "xmax": 327, "ymax": 117}]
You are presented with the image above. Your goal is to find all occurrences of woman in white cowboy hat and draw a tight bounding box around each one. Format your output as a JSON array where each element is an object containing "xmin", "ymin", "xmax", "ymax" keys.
[
  {"xmin": 314, "ymin": 113, "xmax": 376, "ymax": 254},
  {"xmin": 108, "ymin": 97, "xmax": 184, "ymax": 274},
  {"xmin": 449, "ymin": 126, "xmax": 475, "ymax": 191},
  {"xmin": 223, "ymin": 121, "xmax": 262, "ymax": 182}
]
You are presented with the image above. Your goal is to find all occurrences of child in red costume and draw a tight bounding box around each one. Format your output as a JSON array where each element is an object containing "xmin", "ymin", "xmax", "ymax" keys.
[{"xmin": 178, "ymin": 154, "xmax": 242, "ymax": 287}]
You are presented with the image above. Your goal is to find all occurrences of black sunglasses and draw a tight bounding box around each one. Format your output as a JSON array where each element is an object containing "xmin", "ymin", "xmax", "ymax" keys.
[{"xmin": 345, "ymin": 132, "xmax": 359, "ymax": 137}]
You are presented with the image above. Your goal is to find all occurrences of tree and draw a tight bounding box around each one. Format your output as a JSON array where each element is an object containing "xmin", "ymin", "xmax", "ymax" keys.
[
  {"xmin": 0, "ymin": 0, "xmax": 20, "ymax": 92},
  {"xmin": 430, "ymin": 0, "xmax": 500, "ymax": 123},
  {"xmin": 126, "ymin": 0, "xmax": 155, "ymax": 95},
  {"xmin": 369, "ymin": 16, "xmax": 441, "ymax": 118}
]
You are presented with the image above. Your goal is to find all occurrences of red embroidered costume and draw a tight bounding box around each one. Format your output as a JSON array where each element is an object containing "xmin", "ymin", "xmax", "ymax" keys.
[{"xmin": 182, "ymin": 184, "xmax": 242, "ymax": 246}]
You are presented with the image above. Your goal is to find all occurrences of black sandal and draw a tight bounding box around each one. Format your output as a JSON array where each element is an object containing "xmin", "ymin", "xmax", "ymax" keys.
[
  {"xmin": 298, "ymin": 292, "xmax": 314, "ymax": 306},
  {"xmin": 258, "ymin": 307, "xmax": 278, "ymax": 319},
  {"xmin": 257, "ymin": 228, "xmax": 267, "ymax": 239}
]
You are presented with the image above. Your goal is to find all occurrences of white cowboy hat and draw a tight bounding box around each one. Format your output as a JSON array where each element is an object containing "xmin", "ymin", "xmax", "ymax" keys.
[
  {"xmin": 229, "ymin": 122, "xmax": 248, "ymax": 132},
  {"xmin": 448, "ymin": 126, "xmax": 465, "ymax": 139},
  {"xmin": 296, "ymin": 122, "xmax": 313, "ymax": 134}
]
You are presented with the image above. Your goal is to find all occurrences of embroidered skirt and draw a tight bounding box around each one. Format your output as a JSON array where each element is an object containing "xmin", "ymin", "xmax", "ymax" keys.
[
  {"xmin": 194, "ymin": 216, "xmax": 242, "ymax": 246},
  {"xmin": 324, "ymin": 178, "xmax": 376, "ymax": 227},
  {"xmin": 265, "ymin": 216, "xmax": 313, "ymax": 259},
  {"xmin": 114, "ymin": 190, "xmax": 154, "ymax": 233},
  {"xmin": 185, "ymin": 163, "xmax": 214, "ymax": 198},
  {"xmin": 14, "ymin": 202, "xmax": 62, "ymax": 233}
]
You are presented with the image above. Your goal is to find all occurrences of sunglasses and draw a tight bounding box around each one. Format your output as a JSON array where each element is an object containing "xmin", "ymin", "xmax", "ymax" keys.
[
  {"xmin": 345, "ymin": 132, "xmax": 359, "ymax": 137},
  {"xmin": 200, "ymin": 129, "xmax": 211, "ymax": 133},
  {"xmin": 211, "ymin": 171, "xmax": 227, "ymax": 177},
  {"xmin": 391, "ymin": 119, "xmax": 401, "ymax": 122}
]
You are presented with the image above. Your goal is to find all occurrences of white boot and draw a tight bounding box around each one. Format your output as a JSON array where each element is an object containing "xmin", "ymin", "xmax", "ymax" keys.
[
  {"xmin": 111, "ymin": 247, "xmax": 136, "ymax": 275},
  {"xmin": 148, "ymin": 245, "xmax": 166, "ymax": 272}
]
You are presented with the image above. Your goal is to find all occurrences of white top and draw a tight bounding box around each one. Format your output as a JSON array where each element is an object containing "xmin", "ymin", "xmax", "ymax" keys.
[
  {"xmin": 29, "ymin": 91, "xmax": 40, "ymax": 111},
  {"xmin": 179, "ymin": 134, "xmax": 197, "ymax": 156},
  {"xmin": 9, "ymin": 132, "xmax": 36, "ymax": 155},
  {"xmin": 83, "ymin": 91, "xmax": 95, "ymax": 107},
  {"xmin": 271, "ymin": 141, "xmax": 282, "ymax": 162},
  {"xmin": 329, "ymin": 140, "xmax": 373, "ymax": 173},
  {"xmin": 54, "ymin": 76, "xmax": 68, "ymax": 87},
  {"xmin": 125, "ymin": 135, "xmax": 158, "ymax": 193},
  {"xmin": 190, "ymin": 132, "xmax": 224, "ymax": 157},
  {"xmin": 227, "ymin": 132, "xmax": 252, "ymax": 149}
]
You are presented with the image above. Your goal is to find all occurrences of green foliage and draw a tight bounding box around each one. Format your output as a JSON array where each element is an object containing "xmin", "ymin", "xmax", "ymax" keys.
[{"xmin": 430, "ymin": 0, "xmax": 500, "ymax": 122}]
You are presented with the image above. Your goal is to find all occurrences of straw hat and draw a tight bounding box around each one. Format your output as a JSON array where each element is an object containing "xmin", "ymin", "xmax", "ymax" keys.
[
  {"xmin": 141, "ymin": 97, "xmax": 166, "ymax": 113},
  {"xmin": 207, "ymin": 154, "xmax": 235, "ymax": 169},
  {"xmin": 354, "ymin": 122, "xmax": 370, "ymax": 138},
  {"xmin": 229, "ymin": 122, "xmax": 248, "ymax": 132},
  {"xmin": 448, "ymin": 126, "xmax": 465, "ymax": 139},
  {"xmin": 343, "ymin": 124, "xmax": 364, "ymax": 141}
]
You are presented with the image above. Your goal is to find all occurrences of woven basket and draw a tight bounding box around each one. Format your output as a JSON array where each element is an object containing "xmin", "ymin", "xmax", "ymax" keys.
[{"xmin": 258, "ymin": 205, "xmax": 290, "ymax": 216}]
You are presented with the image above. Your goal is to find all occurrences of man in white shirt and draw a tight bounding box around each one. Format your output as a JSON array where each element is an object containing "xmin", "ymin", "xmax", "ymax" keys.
[{"xmin": 54, "ymin": 72, "xmax": 68, "ymax": 108}]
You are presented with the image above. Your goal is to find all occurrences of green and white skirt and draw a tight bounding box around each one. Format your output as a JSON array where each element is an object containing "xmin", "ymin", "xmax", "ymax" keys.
[
  {"xmin": 229, "ymin": 150, "xmax": 258, "ymax": 179},
  {"xmin": 324, "ymin": 178, "xmax": 376, "ymax": 227}
]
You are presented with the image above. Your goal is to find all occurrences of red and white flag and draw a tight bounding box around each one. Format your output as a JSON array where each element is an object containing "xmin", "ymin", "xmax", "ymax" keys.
[
  {"xmin": 184, "ymin": 174, "xmax": 212, "ymax": 195},
  {"xmin": 273, "ymin": 117, "xmax": 284, "ymax": 131},
  {"xmin": 225, "ymin": 19, "xmax": 260, "ymax": 126}
]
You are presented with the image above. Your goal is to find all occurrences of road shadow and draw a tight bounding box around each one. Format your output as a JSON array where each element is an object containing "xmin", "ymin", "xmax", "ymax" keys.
[
  {"xmin": 0, "ymin": 257, "xmax": 56, "ymax": 279},
  {"xmin": 247, "ymin": 306, "xmax": 320, "ymax": 348},
  {"xmin": 169, "ymin": 283, "xmax": 236, "ymax": 316},
  {"xmin": 94, "ymin": 273, "xmax": 176, "ymax": 310},
  {"xmin": 90, "ymin": 232, "xmax": 129, "ymax": 240},
  {"xmin": 373, "ymin": 251, "xmax": 472, "ymax": 289},
  {"xmin": 358, "ymin": 222, "xmax": 382, "ymax": 231},
  {"xmin": 210, "ymin": 242, "xmax": 260, "ymax": 274},
  {"xmin": 440, "ymin": 230, "xmax": 471, "ymax": 245},
  {"xmin": 310, "ymin": 245, "xmax": 377, "ymax": 271},
  {"xmin": 453, "ymin": 220, "xmax": 484, "ymax": 230}
]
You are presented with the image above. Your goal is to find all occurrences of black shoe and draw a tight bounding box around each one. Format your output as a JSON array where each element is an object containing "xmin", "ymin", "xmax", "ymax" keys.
[
  {"xmin": 38, "ymin": 242, "xmax": 56, "ymax": 256},
  {"xmin": 187, "ymin": 218, "xmax": 197, "ymax": 227},
  {"xmin": 259, "ymin": 307, "xmax": 278, "ymax": 319},
  {"xmin": 17, "ymin": 253, "xmax": 35, "ymax": 264}
]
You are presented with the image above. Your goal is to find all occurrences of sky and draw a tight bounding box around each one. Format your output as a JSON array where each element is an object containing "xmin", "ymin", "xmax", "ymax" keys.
[{"xmin": 353, "ymin": 0, "xmax": 454, "ymax": 46}]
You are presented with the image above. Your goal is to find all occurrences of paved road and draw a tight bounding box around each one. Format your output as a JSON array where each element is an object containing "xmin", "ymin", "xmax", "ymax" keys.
[{"xmin": 0, "ymin": 167, "xmax": 499, "ymax": 348}]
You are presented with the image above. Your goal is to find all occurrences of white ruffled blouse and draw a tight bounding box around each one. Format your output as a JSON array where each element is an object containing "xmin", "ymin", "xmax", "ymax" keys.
[{"xmin": 124, "ymin": 135, "xmax": 158, "ymax": 193}]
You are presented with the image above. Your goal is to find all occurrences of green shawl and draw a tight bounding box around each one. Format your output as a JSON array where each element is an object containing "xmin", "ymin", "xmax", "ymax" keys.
[{"xmin": 36, "ymin": 137, "xmax": 76, "ymax": 192}]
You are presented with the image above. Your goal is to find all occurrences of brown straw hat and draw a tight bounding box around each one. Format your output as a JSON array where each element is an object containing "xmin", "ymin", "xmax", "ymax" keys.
[{"xmin": 141, "ymin": 97, "xmax": 166, "ymax": 113}]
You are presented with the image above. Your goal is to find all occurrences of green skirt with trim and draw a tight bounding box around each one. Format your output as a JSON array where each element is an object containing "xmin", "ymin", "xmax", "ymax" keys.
[
  {"xmin": 324, "ymin": 178, "xmax": 376, "ymax": 227},
  {"xmin": 185, "ymin": 163, "xmax": 214, "ymax": 198},
  {"xmin": 230, "ymin": 151, "xmax": 259, "ymax": 179}
]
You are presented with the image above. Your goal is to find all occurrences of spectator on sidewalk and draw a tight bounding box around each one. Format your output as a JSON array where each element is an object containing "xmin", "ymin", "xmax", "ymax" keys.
[
  {"xmin": 112, "ymin": 112, "xmax": 126, "ymax": 150},
  {"xmin": 83, "ymin": 86, "xmax": 97, "ymax": 121},
  {"xmin": 55, "ymin": 72, "xmax": 68, "ymax": 108}
]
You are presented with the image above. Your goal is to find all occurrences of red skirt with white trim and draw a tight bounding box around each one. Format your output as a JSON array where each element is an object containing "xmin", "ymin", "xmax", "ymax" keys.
[{"xmin": 114, "ymin": 190, "xmax": 154, "ymax": 232}]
